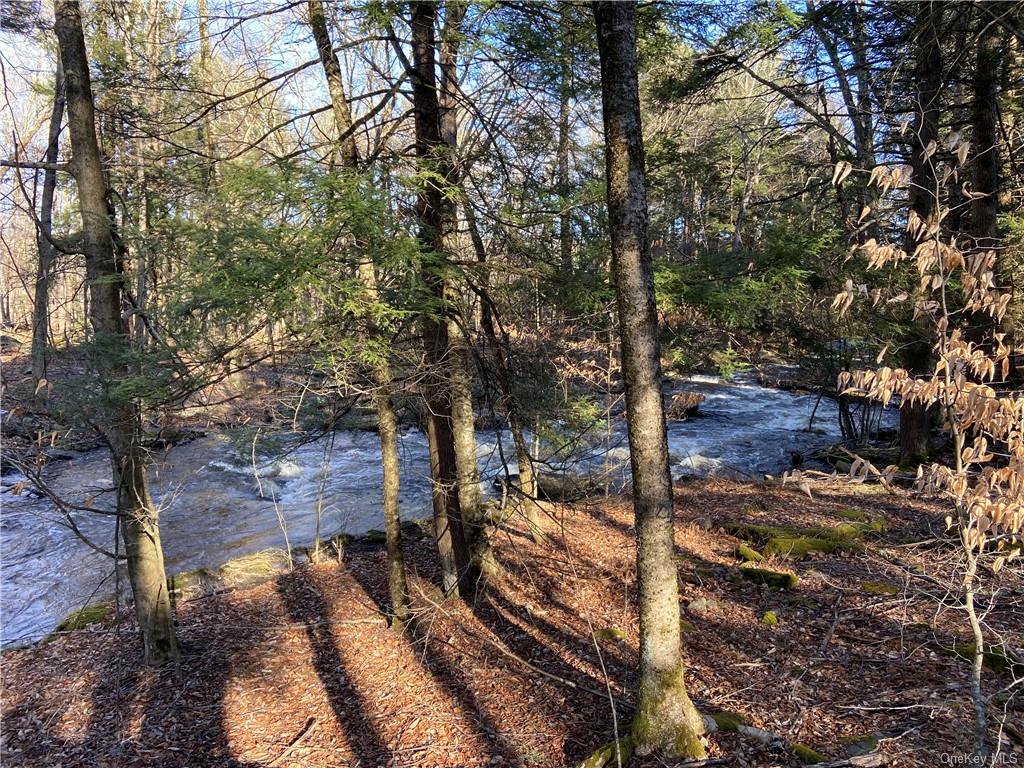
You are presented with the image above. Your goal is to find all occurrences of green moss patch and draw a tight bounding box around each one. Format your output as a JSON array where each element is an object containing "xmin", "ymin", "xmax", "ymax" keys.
[
  {"xmin": 739, "ymin": 564, "xmax": 798, "ymax": 590},
  {"xmin": 764, "ymin": 536, "xmax": 844, "ymax": 558},
  {"xmin": 735, "ymin": 542, "xmax": 764, "ymax": 562},
  {"xmin": 575, "ymin": 735, "xmax": 633, "ymax": 768},
  {"xmin": 592, "ymin": 627, "xmax": 627, "ymax": 642},
  {"xmin": 725, "ymin": 519, "xmax": 881, "ymax": 560},
  {"xmin": 861, "ymin": 581, "xmax": 899, "ymax": 596},
  {"xmin": 944, "ymin": 643, "xmax": 1024, "ymax": 677},
  {"xmin": 55, "ymin": 603, "xmax": 113, "ymax": 633},
  {"xmin": 792, "ymin": 742, "xmax": 828, "ymax": 764},
  {"xmin": 709, "ymin": 710, "xmax": 747, "ymax": 732},
  {"xmin": 762, "ymin": 610, "xmax": 780, "ymax": 627}
]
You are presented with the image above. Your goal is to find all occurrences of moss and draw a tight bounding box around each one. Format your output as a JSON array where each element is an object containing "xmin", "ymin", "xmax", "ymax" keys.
[
  {"xmin": 629, "ymin": 666, "xmax": 706, "ymax": 759},
  {"xmin": 592, "ymin": 627, "xmax": 627, "ymax": 642},
  {"xmin": 861, "ymin": 581, "xmax": 899, "ymax": 596},
  {"xmin": 840, "ymin": 733, "xmax": 880, "ymax": 756},
  {"xmin": 679, "ymin": 619, "xmax": 696, "ymax": 634},
  {"xmin": 735, "ymin": 542, "xmax": 764, "ymax": 562},
  {"xmin": 169, "ymin": 567, "xmax": 214, "ymax": 594},
  {"xmin": 762, "ymin": 610, "xmax": 780, "ymax": 627},
  {"xmin": 739, "ymin": 565, "xmax": 798, "ymax": 590},
  {"xmin": 945, "ymin": 643, "xmax": 1024, "ymax": 677},
  {"xmin": 765, "ymin": 536, "xmax": 844, "ymax": 558},
  {"xmin": 792, "ymin": 742, "xmax": 828, "ymax": 764},
  {"xmin": 218, "ymin": 549, "xmax": 288, "ymax": 587},
  {"xmin": 361, "ymin": 529, "xmax": 387, "ymax": 544},
  {"xmin": 575, "ymin": 735, "xmax": 633, "ymax": 768},
  {"xmin": 55, "ymin": 603, "xmax": 113, "ymax": 633},
  {"xmin": 724, "ymin": 521, "xmax": 788, "ymax": 541},
  {"xmin": 709, "ymin": 711, "xmax": 747, "ymax": 732},
  {"xmin": 836, "ymin": 508, "xmax": 871, "ymax": 523}
]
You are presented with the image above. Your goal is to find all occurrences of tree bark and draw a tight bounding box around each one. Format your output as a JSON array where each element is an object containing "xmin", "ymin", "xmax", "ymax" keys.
[
  {"xmin": 55, "ymin": 0, "xmax": 178, "ymax": 666},
  {"xmin": 409, "ymin": 0, "xmax": 473, "ymax": 597},
  {"xmin": 464, "ymin": 193, "xmax": 544, "ymax": 543},
  {"xmin": 557, "ymin": 8, "xmax": 572, "ymax": 273},
  {"xmin": 899, "ymin": 1, "xmax": 943, "ymax": 463},
  {"xmin": 31, "ymin": 60, "xmax": 66, "ymax": 405},
  {"xmin": 437, "ymin": 0, "xmax": 496, "ymax": 588},
  {"xmin": 308, "ymin": 0, "xmax": 359, "ymax": 169},
  {"xmin": 594, "ymin": 1, "xmax": 704, "ymax": 758},
  {"xmin": 308, "ymin": 0, "xmax": 409, "ymax": 625}
]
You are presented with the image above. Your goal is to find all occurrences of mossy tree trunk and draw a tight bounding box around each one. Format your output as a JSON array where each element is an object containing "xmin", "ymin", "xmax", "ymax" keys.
[
  {"xmin": 55, "ymin": 0, "xmax": 178, "ymax": 665},
  {"xmin": 593, "ymin": 1, "xmax": 704, "ymax": 758}
]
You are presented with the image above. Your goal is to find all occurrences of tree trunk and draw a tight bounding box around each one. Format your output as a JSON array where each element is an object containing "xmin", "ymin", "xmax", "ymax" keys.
[
  {"xmin": 31, "ymin": 60, "xmax": 66, "ymax": 406},
  {"xmin": 899, "ymin": 1, "xmax": 942, "ymax": 463},
  {"xmin": 308, "ymin": 0, "xmax": 359, "ymax": 169},
  {"xmin": 308, "ymin": 0, "xmax": 409, "ymax": 624},
  {"xmin": 558, "ymin": 9, "xmax": 572, "ymax": 273},
  {"xmin": 197, "ymin": 0, "xmax": 217, "ymax": 183},
  {"xmin": 437, "ymin": 0, "xmax": 496, "ymax": 588},
  {"xmin": 410, "ymin": 0, "xmax": 473, "ymax": 596},
  {"xmin": 594, "ymin": 1, "xmax": 704, "ymax": 758},
  {"xmin": 55, "ymin": 0, "xmax": 178, "ymax": 665},
  {"xmin": 971, "ymin": 13, "xmax": 1017, "ymax": 379},
  {"xmin": 464, "ymin": 194, "xmax": 544, "ymax": 543}
]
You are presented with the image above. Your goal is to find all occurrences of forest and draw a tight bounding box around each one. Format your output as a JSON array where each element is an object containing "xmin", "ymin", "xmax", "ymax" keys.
[{"xmin": 0, "ymin": 0, "xmax": 1022, "ymax": 766}]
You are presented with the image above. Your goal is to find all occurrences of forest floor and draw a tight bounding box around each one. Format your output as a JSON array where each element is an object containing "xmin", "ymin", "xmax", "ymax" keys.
[{"xmin": 3, "ymin": 479, "xmax": 1021, "ymax": 768}]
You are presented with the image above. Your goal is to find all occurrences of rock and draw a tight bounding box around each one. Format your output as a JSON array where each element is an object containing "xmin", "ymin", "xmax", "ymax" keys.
[
  {"xmin": 667, "ymin": 392, "xmax": 704, "ymax": 419},
  {"xmin": 169, "ymin": 567, "xmax": 216, "ymax": 597},
  {"xmin": 537, "ymin": 472, "xmax": 603, "ymax": 501},
  {"xmin": 840, "ymin": 733, "xmax": 880, "ymax": 757},
  {"xmin": 687, "ymin": 597, "xmax": 718, "ymax": 614},
  {"xmin": 0, "ymin": 334, "xmax": 22, "ymax": 352},
  {"xmin": 361, "ymin": 529, "xmax": 387, "ymax": 544},
  {"xmin": 592, "ymin": 627, "xmax": 627, "ymax": 642},
  {"xmin": 53, "ymin": 602, "xmax": 113, "ymax": 634},
  {"xmin": 943, "ymin": 643, "xmax": 1024, "ymax": 677},
  {"xmin": 739, "ymin": 564, "xmax": 799, "ymax": 590},
  {"xmin": 694, "ymin": 516, "xmax": 713, "ymax": 531}
]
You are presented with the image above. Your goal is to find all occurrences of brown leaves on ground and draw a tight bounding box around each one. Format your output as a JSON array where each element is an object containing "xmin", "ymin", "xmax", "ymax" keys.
[{"xmin": 2, "ymin": 480, "xmax": 1021, "ymax": 767}]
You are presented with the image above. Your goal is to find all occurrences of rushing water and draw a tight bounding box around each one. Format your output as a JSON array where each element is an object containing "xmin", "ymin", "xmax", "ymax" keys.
[{"xmin": 0, "ymin": 374, "xmax": 882, "ymax": 646}]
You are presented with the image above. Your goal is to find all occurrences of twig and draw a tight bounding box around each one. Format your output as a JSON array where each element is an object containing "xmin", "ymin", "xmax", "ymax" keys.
[{"xmin": 268, "ymin": 717, "xmax": 317, "ymax": 766}]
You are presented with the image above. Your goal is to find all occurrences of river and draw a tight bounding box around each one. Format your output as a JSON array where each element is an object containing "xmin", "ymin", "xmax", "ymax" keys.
[{"xmin": 0, "ymin": 374, "xmax": 884, "ymax": 646}]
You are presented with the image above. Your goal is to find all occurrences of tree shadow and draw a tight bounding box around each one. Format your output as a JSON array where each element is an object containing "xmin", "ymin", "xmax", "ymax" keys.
[
  {"xmin": 275, "ymin": 567, "xmax": 392, "ymax": 767},
  {"xmin": 3, "ymin": 594, "xmax": 271, "ymax": 767}
]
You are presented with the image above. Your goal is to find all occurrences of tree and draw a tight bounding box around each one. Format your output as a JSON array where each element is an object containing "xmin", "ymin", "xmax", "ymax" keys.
[
  {"xmin": 306, "ymin": 0, "xmax": 410, "ymax": 627},
  {"xmin": 407, "ymin": 0, "xmax": 474, "ymax": 597},
  {"xmin": 31, "ymin": 59, "xmax": 65, "ymax": 404},
  {"xmin": 54, "ymin": 0, "xmax": 178, "ymax": 665},
  {"xmin": 594, "ymin": 0, "xmax": 704, "ymax": 758}
]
